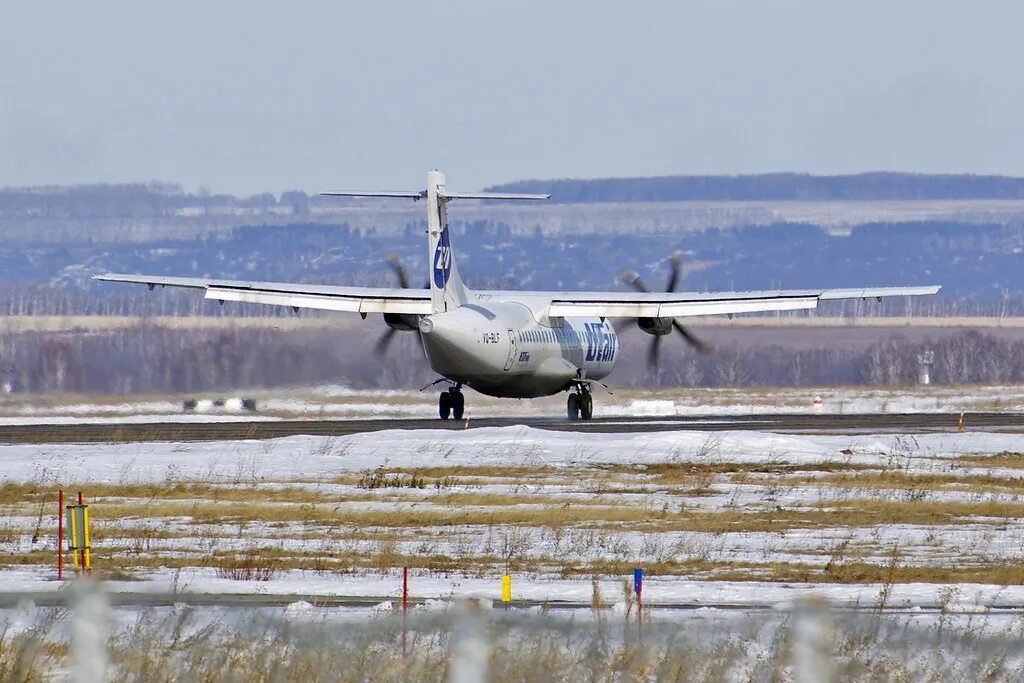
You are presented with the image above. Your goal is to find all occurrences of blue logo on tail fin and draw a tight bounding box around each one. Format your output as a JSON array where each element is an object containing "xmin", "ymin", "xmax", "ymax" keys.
[{"xmin": 433, "ymin": 225, "xmax": 452, "ymax": 288}]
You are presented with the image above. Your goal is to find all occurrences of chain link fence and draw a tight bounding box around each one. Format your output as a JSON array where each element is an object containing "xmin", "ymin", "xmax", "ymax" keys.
[{"xmin": 2, "ymin": 583, "xmax": 1022, "ymax": 681}]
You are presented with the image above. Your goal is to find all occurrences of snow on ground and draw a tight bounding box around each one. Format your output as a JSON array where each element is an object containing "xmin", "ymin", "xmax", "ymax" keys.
[
  {"xmin": 0, "ymin": 566, "xmax": 1020, "ymax": 613},
  {"xmin": 4, "ymin": 419, "xmax": 1024, "ymax": 613},
  {"xmin": 1, "ymin": 425, "xmax": 1021, "ymax": 484}
]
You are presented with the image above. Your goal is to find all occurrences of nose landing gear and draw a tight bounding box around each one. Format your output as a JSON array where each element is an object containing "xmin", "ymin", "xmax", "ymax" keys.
[
  {"xmin": 439, "ymin": 384, "xmax": 465, "ymax": 420},
  {"xmin": 567, "ymin": 385, "xmax": 593, "ymax": 421}
]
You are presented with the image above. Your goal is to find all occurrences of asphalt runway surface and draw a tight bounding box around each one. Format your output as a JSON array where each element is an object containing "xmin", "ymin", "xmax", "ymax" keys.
[{"xmin": 0, "ymin": 412, "xmax": 1020, "ymax": 444}]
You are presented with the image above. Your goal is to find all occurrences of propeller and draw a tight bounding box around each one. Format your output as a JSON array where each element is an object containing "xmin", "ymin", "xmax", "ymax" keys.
[
  {"xmin": 619, "ymin": 251, "xmax": 711, "ymax": 372},
  {"xmin": 375, "ymin": 253, "xmax": 426, "ymax": 358}
]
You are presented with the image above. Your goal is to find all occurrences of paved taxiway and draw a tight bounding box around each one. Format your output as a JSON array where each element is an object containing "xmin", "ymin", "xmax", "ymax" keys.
[{"xmin": 0, "ymin": 412, "xmax": 1019, "ymax": 444}]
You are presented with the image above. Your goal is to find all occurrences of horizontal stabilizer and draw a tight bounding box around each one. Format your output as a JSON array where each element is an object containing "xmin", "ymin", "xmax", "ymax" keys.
[
  {"xmin": 319, "ymin": 190, "xmax": 549, "ymax": 201},
  {"xmin": 443, "ymin": 192, "xmax": 549, "ymax": 201},
  {"xmin": 319, "ymin": 190, "xmax": 426, "ymax": 199}
]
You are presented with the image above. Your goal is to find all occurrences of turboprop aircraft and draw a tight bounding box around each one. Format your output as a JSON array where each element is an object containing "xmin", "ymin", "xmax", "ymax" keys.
[{"xmin": 96, "ymin": 170, "xmax": 941, "ymax": 421}]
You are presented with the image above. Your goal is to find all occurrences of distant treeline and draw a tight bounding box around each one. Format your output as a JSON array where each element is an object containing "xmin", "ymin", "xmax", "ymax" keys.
[
  {"xmin": 486, "ymin": 172, "xmax": 1024, "ymax": 203},
  {"xmin": 0, "ymin": 327, "xmax": 1018, "ymax": 394},
  {"xmin": 0, "ymin": 182, "xmax": 317, "ymax": 219},
  {"xmin": 9, "ymin": 172, "xmax": 1024, "ymax": 218},
  {"xmin": 5, "ymin": 219, "xmax": 1023, "ymax": 303},
  {"xmin": 644, "ymin": 330, "xmax": 1024, "ymax": 389}
]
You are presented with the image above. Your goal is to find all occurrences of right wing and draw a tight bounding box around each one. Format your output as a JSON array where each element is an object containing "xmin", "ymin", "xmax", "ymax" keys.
[
  {"xmin": 93, "ymin": 274, "xmax": 432, "ymax": 314},
  {"xmin": 486, "ymin": 285, "xmax": 942, "ymax": 318}
]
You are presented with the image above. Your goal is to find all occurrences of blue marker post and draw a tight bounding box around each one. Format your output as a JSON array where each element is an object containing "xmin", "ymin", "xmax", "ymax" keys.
[{"xmin": 633, "ymin": 567, "xmax": 643, "ymax": 627}]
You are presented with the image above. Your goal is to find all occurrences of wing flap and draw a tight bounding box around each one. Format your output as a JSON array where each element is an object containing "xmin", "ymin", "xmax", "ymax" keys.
[
  {"xmin": 96, "ymin": 274, "xmax": 432, "ymax": 314},
  {"xmin": 541, "ymin": 285, "xmax": 940, "ymax": 318},
  {"xmin": 548, "ymin": 296, "xmax": 820, "ymax": 318}
]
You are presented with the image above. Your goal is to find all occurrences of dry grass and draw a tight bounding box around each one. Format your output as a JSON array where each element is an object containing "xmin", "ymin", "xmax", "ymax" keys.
[
  {"xmin": 622, "ymin": 460, "xmax": 876, "ymax": 484},
  {"xmin": 213, "ymin": 547, "xmax": 282, "ymax": 581},
  {"xmin": 759, "ymin": 470, "xmax": 1024, "ymax": 495},
  {"xmin": 956, "ymin": 451, "xmax": 1024, "ymax": 468},
  {"xmin": 7, "ymin": 598, "xmax": 1018, "ymax": 682}
]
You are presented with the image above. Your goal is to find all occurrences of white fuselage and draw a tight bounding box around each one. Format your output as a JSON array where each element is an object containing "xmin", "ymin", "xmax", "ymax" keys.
[{"xmin": 417, "ymin": 299, "xmax": 618, "ymax": 398}]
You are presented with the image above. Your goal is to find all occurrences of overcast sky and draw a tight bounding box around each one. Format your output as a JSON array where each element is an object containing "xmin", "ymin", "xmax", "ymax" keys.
[{"xmin": 1, "ymin": 1, "xmax": 1021, "ymax": 194}]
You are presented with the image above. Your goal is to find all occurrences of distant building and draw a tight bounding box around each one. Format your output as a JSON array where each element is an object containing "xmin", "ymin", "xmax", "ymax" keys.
[
  {"xmin": 1, "ymin": 367, "xmax": 14, "ymax": 395},
  {"xmin": 917, "ymin": 351, "xmax": 935, "ymax": 385}
]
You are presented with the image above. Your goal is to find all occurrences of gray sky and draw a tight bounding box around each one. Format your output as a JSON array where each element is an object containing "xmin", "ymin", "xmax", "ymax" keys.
[{"xmin": 1, "ymin": 0, "xmax": 1021, "ymax": 194}]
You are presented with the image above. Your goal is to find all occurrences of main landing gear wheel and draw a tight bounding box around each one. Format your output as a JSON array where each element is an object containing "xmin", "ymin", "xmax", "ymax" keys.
[
  {"xmin": 439, "ymin": 385, "xmax": 464, "ymax": 421},
  {"xmin": 579, "ymin": 392, "xmax": 593, "ymax": 420},
  {"xmin": 452, "ymin": 390, "xmax": 465, "ymax": 420},
  {"xmin": 567, "ymin": 393, "xmax": 580, "ymax": 420},
  {"xmin": 567, "ymin": 385, "xmax": 594, "ymax": 421}
]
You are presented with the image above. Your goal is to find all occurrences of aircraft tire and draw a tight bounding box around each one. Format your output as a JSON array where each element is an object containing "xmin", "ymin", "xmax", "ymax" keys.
[
  {"xmin": 567, "ymin": 393, "xmax": 580, "ymax": 420},
  {"xmin": 452, "ymin": 392, "xmax": 465, "ymax": 420},
  {"xmin": 580, "ymin": 392, "xmax": 593, "ymax": 420},
  {"xmin": 439, "ymin": 391, "xmax": 452, "ymax": 420}
]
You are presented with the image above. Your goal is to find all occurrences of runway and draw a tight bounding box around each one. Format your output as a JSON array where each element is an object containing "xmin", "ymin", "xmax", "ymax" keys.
[{"xmin": 0, "ymin": 412, "xmax": 1019, "ymax": 443}]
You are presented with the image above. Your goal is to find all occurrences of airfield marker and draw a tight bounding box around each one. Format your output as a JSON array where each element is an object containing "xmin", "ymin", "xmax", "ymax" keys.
[
  {"xmin": 402, "ymin": 567, "xmax": 408, "ymax": 658},
  {"xmin": 57, "ymin": 489, "xmax": 63, "ymax": 580},
  {"xmin": 634, "ymin": 565, "xmax": 643, "ymax": 630},
  {"xmin": 82, "ymin": 493, "xmax": 91, "ymax": 571},
  {"xmin": 65, "ymin": 492, "xmax": 91, "ymax": 574},
  {"xmin": 501, "ymin": 574, "xmax": 511, "ymax": 603},
  {"xmin": 78, "ymin": 492, "xmax": 86, "ymax": 571},
  {"xmin": 402, "ymin": 566, "xmax": 408, "ymax": 610}
]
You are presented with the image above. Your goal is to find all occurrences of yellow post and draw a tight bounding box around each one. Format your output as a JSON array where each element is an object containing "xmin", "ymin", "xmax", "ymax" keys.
[
  {"xmin": 82, "ymin": 504, "xmax": 91, "ymax": 570},
  {"xmin": 68, "ymin": 508, "xmax": 79, "ymax": 569},
  {"xmin": 501, "ymin": 574, "xmax": 511, "ymax": 603}
]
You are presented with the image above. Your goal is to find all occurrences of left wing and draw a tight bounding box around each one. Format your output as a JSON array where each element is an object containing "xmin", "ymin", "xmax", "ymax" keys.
[
  {"xmin": 94, "ymin": 274, "xmax": 432, "ymax": 314},
  {"xmin": 489, "ymin": 285, "xmax": 941, "ymax": 318}
]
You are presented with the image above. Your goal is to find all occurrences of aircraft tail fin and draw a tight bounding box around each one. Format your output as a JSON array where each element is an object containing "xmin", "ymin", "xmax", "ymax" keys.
[
  {"xmin": 322, "ymin": 171, "xmax": 548, "ymax": 314},
  {"xmin": 424, "ymin": 171, "xmax": 467, "ymax": 313}
]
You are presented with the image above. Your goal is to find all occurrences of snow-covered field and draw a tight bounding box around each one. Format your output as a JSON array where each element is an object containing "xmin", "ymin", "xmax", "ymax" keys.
[
  {"xmin": 2, "ymin": 421, "xmax": 1024, "ymax": 607},
  {"xmin": 4, "ymin": 409, "xmax": 1024, "ymax": 677}
]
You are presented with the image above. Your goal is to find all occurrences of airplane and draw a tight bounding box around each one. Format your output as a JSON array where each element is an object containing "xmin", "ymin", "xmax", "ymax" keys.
[{"xmin": 95, "ymin": 170, "xmax": 941, "ymax": 421}]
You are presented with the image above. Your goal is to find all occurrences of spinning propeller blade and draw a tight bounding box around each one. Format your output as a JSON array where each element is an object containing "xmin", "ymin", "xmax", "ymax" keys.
[
  {"xmin": 621, "ymin": 252, "xmax": 711, "ymax": 373},
  {"xmin": 375, "ymin": 253, "xmax": 425, "ymax": 357}
]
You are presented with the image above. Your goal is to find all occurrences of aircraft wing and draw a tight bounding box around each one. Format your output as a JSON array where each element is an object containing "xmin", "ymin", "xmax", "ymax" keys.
[
  {"xmin": 495, "ymin": 285, "xmax": 942, "ymax": 318},
  {"xmin": 96, "ymin": 273, "xmax": 939, "ymax": 318},
  {"xmin": 93, "ymin": 274, "xmax": 433, "ymax": 314}
]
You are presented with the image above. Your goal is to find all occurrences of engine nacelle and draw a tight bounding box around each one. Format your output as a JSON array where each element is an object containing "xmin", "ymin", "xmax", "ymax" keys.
[
  {"xmin": 637, "ymin": 317, "xmax": 674, "ymax": 336},
  {"xmin": 383, "ymin": 313, "xmax": 421, "ymax": 332}
]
